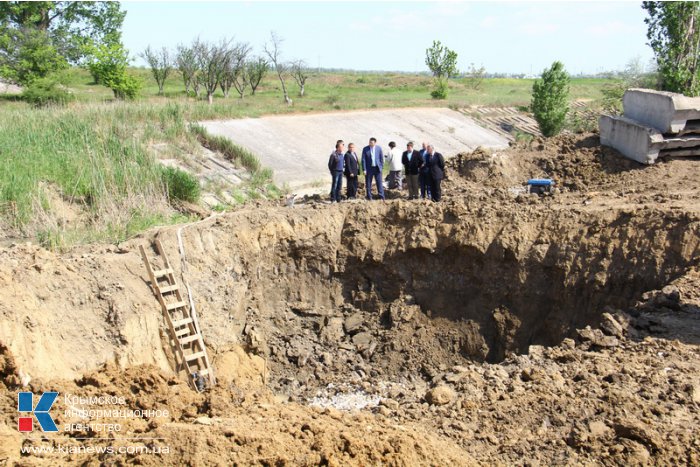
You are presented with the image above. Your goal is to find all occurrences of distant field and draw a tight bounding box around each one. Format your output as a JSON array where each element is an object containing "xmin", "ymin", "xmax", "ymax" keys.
[
  {"xmin": 18, "ymin": 67, "xmax": 610, "ymax": 116},
  {"xmin": 0, "ymin": 67, "xmax": 613, "ymax": 248}
]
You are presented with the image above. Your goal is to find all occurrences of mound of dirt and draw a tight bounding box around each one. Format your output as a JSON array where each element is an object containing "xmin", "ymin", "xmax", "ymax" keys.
[{"xmin": 0, "ymin": 358, "xmax": 473, "ymax": 466}]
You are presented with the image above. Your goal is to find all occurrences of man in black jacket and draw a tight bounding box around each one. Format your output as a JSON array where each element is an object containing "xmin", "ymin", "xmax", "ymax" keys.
[
  {"xmin": 401, "ymin": 141, "xmax": 423, "ymax": 200},
  {"xmin": 425, "ymin": 144, "xmax": 445, "ymax": 202},
  {"xmin": 344, "ymin": 142, "xmax": 360, "ymax": 199},
  {"xmin": 328, "ymin": 141, "xmax": 345, "ymax": 202}
]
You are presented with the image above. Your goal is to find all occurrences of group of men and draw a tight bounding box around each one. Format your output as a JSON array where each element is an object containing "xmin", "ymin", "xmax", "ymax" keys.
[{"xmin": 328, "ymin": 138, "xmax": 445, "ymax": 202}]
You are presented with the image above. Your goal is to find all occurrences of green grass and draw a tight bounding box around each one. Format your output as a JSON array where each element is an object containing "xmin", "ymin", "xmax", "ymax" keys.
[
  {"xmin": 52, "ymin": 67, "xmax": 609, "ymax": 113},
  {"xmin": 1, "ymin": 67, "xmax": 613, "ymax": 248},
  {"xmin": 0, "ymin": 104, "xmax": 165, "ymax": 224}
]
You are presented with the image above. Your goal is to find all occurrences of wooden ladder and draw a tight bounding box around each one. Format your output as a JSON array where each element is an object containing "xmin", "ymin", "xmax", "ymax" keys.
[{"xmin": 139, "ymin": 239, "xmax": 215, "ymax": 392}]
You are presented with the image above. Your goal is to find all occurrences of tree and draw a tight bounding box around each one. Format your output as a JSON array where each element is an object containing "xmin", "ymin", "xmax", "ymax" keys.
[
  {"xmin": 643, "ymin": 1, "xmax": 700, "ymax": 96},
  {"xmin": 230, "ymin": 64, "xmax": 247, "ymax": 99},
  {"xmin": 425, "ymin": 40, "xmax": 458, "ymax": 99},
  {"xmin": 264, "ymin": 31, "xmax": 292, "ymax": 105},
  {"xmin": 531, "ymin": 61, "xmax": 570, "ymax": 137},
  {"xmin": 0, "ymin": 2, "xmax": 125, "ymax": 84},
  {"xmin": 290, "ymin": 59, "xmax": 310, "ymax": 97},
  {"xmin": 246, "ymin": 56, "xmax": 268, "ymax": 95},
  {"xmin": 194, "ymin": 38, "xmax": 232, "ymax": 104},
  {"xmin": 141, "ymin": 46, "xmax": 171, "ymax": 95},
  {"xmin": 0, "ymin": 26, "xmax": 67, "ymax": 85},
  {"xmin": 176, "ymin": 43, "xmax": 197, "ymax": 97},
  {"xmin": 86, "ymin": 41, "xmax": 141, "ymax": 100},
  {"xmin": 464, "ymin": 62, "xmax": 486, "ymax": 90},
  {"xmin": 220, "ymin": 41, "xmax": 250, "ymax": 98},
  {"xmin": 601, "ymin": 56, "xmax": 658, "ymax": 114}
]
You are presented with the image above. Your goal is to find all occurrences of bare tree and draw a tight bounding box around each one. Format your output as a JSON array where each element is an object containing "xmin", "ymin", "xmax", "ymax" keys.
[
  {"xmin": 246, "ymin": 56, "xmax": 268, "ymax": 95},
  {"xmin": 194, "ymin": 38, "xmax": 232, "ymax": 104},
  {"xmin": 264, "ymin": 31, "xmax": 292, "ymax": 105},
  {"xmin": 290, "ymin": 59, "xmax": 310, "ymax": 97},
  {"xmin": 231, "ymin": 66, "xmax": 248, "ymax": 98},
  {"xmin": 220, "ymin": 42, "xmax": 251, "ymax": 98},
  {"xmin": 176, "ymin": 43, "xmax": 197, "ymax": 96},
  {"xmin": 141, "ymin": 45, "xmax": 172, "ymax": 95}
]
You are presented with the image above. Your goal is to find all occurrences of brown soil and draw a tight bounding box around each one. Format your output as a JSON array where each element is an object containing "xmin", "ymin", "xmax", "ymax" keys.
[{"xmin": 1, "ymin": 132, "xmax": 699, "ymax": 465}]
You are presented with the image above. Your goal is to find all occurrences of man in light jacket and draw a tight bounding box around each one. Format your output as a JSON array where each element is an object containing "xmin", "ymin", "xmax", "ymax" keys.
[{"xmin": 385, "ymin": 141, "xmax": 403, "ymax": 190}]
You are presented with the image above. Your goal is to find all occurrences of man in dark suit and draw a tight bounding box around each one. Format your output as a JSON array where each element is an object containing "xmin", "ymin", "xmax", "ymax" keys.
[
  {"xmin": 401, "ymin": 141, "xmax": 423, "ymax": 200},
  {"xmin": 425, "ymin": 144, "xmax": 445, "ymax": 202},
  {"xmin": 361, "ymin": 137, "xmax": 384, "ymax": 200},
  {"xmin": 344, "ymin": 142, "xmax": 360, "ymax": 199},
  {"xmin": 419, "ymin": 141, "xmax": 431, "ymax": 199},
  {"xmin": 327, "ymin": 140, "xmax": 345, "ymax": 202}
]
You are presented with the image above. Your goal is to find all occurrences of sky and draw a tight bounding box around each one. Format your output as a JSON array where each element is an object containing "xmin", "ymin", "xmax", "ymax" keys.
[{"xmin": 121, "ymin": 1, "xmax": 655, "ymax": 76}]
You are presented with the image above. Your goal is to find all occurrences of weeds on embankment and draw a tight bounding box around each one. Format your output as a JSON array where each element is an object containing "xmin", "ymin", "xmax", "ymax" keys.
[{"xmin": 0, "ymin": 101, "xmax": 277, "ymax": 250}]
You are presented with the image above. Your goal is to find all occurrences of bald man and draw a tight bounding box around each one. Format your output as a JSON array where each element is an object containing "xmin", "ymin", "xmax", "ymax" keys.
[{"xmin": 425, "ymin": 144, "xmax": 445, "ymax": 201}]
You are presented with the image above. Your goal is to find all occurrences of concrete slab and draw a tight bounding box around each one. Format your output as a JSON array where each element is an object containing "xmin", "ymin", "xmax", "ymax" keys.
[
  {"xmin": 200, "ymin": 107, "xmax": 509, "ymax": 189},
  {"xmin": 599, "ymin": 114, "xmax": 700, "ymax": 164},
  {"xmin": 599, "ymin": 115, "xmax": 664, "ymax": 164},
  {"xmin": 623, "ymin": 88, "xmax": 700, "ymax": 134}
]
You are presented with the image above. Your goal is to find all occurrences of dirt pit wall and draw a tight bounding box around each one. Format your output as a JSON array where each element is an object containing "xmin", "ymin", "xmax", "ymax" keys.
[
  {"xmin": 180, "ymin": 201, "xmax": 698, "ymax": 397},
  {"xmin": 0, "ymin": 198, "xmax": 698, "ymax": 386}
]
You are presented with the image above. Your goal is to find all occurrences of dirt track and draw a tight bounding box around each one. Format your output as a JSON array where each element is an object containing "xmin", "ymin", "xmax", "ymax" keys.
[
  {"xmin": 1, "ymin": 133, "xmax": 699, "ymax": 465},
  {"xmin": 200, "ymin": 107, "xmax": 509, "ymax": 189}
]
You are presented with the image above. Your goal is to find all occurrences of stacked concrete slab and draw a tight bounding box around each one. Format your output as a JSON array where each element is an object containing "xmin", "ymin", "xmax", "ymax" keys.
[{"xmin": 599, "ymin": 88, "xmax": 700, "ymax": 164}]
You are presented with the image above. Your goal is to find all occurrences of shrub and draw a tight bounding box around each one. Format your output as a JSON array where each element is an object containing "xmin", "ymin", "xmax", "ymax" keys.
[
  {"xmin": 160, "ymin": 166, "xmax": 200, "ymax": 203},
  {"xmin": 106, "ymin": 72, "xmax": 141, "ymax": 100},
  {"xmin": 531, "ymin": 61, "xmax": 570, "ymax": 137},
  {"xmin": 431, "ymin": 80, "xmax": 448, "ymax": 99},
  {"xmin": 324, "ymin": 91, "xmax": 340, "ymax": 106},
  {"xmin": 565, "ymin": 108, "xmax": 598, "ymax": 134},
  {"xmin": 22, "ymin": 75, "xmax": 75, "ymax": 107}
]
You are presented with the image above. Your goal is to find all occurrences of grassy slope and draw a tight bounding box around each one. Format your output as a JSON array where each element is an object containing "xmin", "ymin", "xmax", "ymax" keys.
[{"xmin": 0, "ymin": 68, "xmax": 610, "ymax": 248}]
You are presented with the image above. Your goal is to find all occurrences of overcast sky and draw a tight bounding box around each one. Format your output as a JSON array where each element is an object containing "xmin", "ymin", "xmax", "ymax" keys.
[{"xmin": 122, "ymin": 1, "xmax": 654, "ymax": 75}]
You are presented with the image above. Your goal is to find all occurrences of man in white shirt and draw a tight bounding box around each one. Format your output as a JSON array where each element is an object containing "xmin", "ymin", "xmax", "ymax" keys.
[{"xmin": 385, "ymin": 141, "xmax": 403, "ymax": 190}]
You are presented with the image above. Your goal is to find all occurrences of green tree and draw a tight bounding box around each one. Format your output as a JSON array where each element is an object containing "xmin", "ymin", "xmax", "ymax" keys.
[
  {"xmin": 425, "ymin": 40, "xmax": 458, "ymax": 99},
  {"xmin": 0, "ymin": 2, "xmax": 125, "ymax": 84},
  {"xmin": 0, "ymin": 26, "xmax": 67, "ymax": 84},
  {"xmin": 531, "ymin": 61, "xmax": 570, "ymax": 137},
  {"xmin": 642, "ymin": 1, "xmax": 700, "ymax": 96},
  {"xmin": 85, "ymin": 41, "xmax": 141, "ymax": 100}
]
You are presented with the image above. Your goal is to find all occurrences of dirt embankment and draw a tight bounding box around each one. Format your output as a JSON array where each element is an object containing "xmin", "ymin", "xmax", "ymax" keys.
[{"xmin": 0, "ymin": 133, "xmax": 699, "ymax": 465}]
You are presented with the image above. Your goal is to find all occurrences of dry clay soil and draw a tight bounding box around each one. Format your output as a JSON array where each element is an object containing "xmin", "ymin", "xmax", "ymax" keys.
[{"xmin": 0, "ymin": 133, "xmax": 699, "ymax": 465}]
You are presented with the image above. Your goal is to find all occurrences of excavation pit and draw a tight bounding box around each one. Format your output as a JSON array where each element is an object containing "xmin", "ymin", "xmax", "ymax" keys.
[
  {"xmin": 1, "ymin": 132, "xmax": 699, "ymax": 465},
  {"xmin": 175, "ymin": 200, "xmax": 699, "ymax": 398}
]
